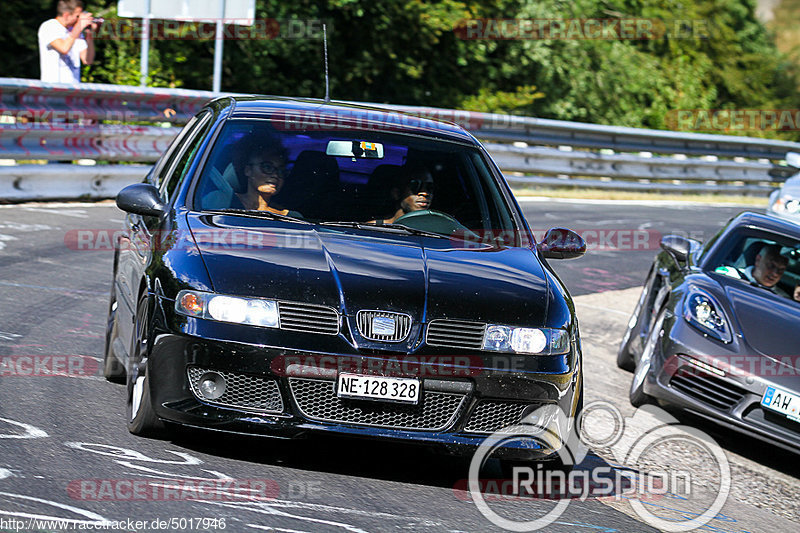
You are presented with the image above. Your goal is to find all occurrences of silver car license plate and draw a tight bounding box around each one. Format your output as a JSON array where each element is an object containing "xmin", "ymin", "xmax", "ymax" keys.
[{"xmin": 337, "ymin": 373, "xmax": 420, "ymax": 404}]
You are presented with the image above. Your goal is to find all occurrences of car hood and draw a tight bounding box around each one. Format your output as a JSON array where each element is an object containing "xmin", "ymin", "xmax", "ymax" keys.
[
  {"xmin": 719, "ymin": 279, "xmax": 800, "ymax": 370},
  {"xmin": 187, "ymin": 213, "xmax": 552, "ymax": 326}
]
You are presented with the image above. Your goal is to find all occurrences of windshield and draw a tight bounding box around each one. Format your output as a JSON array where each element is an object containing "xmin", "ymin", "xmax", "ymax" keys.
[
  {"xmin": 192, "ymin": 118, "xmax": 519, "ymax": 244},
  {"xmin": 709, "ymin": 230, "xmax": 800, "ymax": 302}
]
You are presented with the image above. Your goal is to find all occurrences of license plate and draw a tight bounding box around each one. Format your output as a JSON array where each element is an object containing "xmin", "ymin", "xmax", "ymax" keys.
[
  {"xmin": 761, "ymin": 385, "xmax": 800, "ymax": 422},
  {"xmin": 337, "ymin": 373, "xmax": 420, "ymax": 404}
]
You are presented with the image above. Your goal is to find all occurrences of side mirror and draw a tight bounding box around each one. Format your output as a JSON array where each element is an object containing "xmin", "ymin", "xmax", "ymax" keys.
[
  {"xmin": 116, "ymin": 183, "xmax": 167, "ymax": 218},
  {"xmin": 537, "ymin": 228, "xmax": 587, "ymax": 260},
  {"xmin": 786, "ymin": 152, "xmax": 800, "ymax": 169},
  {"xmin": 660, "ymin": 235, "xmax": 692, "ymax": 262}
]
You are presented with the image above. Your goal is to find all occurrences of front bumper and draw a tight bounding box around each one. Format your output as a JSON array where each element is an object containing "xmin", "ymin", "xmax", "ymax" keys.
[
  {"xmin": 145, "ymin": 304, "xmax": 582, "ymax": 458},
  {"xmin": 643, "ymin": 314, "xmax": 800, "ymax": 454}
]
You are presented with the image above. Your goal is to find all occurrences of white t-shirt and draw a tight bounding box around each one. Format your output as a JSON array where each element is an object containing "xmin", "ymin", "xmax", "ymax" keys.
[{"xmin": 38, "ymin": 19, "xmax": 87, "ymax": 83}]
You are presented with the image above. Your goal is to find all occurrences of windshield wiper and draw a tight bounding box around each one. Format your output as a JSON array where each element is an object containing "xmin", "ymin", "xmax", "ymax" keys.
[
  {"xmin": 203, "ymin": 209, "xmax": 311, "ymax": 224},
  {"xmin": 319, "ymin": 221, "xmax": 448, "ymax": 239}
]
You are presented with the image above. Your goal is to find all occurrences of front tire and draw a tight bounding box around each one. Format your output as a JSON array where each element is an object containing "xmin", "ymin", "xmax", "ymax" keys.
[
  {"xmin": 103, "ymin": 279, "xmax": 126, "ymax": 383},
  {"xmin": 617, "ymin": 268, "xmax": 654, "ymax": 372},
  {"xmin": 126, "ymin": 295, "xmax": 167, "ymax": 437},
  {"xmin": 629, "ymin": 309, "xmax": 665, "ymax": 407}
]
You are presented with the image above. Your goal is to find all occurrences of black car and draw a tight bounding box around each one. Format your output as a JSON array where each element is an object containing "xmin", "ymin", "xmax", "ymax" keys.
[
  {"xmin": 104, "ymin": 96, "xmax": 586, "ymax": 461},
  {"xmin": 618, "ymin": 212, "xmax": 800, "ymax": 454}
]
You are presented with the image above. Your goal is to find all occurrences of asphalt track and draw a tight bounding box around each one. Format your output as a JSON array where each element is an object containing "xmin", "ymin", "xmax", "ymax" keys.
[{"xmin": 0, "ymin": 199, "xmax": 795, "ymax": 532}]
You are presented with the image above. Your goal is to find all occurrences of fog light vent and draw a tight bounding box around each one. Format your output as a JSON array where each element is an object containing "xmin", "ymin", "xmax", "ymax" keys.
[{"xmin": 187, "ymin": 366, "xmax": 284, "ymax": 413}]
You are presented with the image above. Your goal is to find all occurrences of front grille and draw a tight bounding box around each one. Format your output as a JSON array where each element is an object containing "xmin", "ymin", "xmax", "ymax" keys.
[
  {"xmin": 289, "ymin": 378, "xmax": 466, "ymax": 431},
  {"xmin": 187, "ymin": 366, "xmax": 284, "ymax": 413},
  {"xmin": 356, "ymin": 310, "xmax": 412, "ymax": 342},
  {"xmin": 464, "ymin": 401, "xmax": 529, "ymax": 433},
  {"xmin": 669, "ymin": 368, "xmax": 748, "ymax": 411},
  {"xmin": 426, "ymin": 320, "xmax": 485, "ymax": 350},
  {"xmin": 743, "ymin": 405, "xmax": 800, "ymax": 438},
  {"xmin": 278, "ymin": 301, "xmax": 339, "ymax": 335}
]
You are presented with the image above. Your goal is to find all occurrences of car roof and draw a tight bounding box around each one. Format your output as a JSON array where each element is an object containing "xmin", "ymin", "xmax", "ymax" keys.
[
  {"xmin": 732, "ymin": 211, "xmax": 800, "ymax": 237},
  {"xmin": 220, "ymin": 96, "xmax": 477, "ymax": 144}
]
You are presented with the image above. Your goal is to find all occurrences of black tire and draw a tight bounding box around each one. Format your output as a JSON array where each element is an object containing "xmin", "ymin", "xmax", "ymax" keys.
[
  {"xmin": 617, "ymin": 267, "xmax": 655, "ymax": 372},
  {"xmin": 629, "ymin": 309, "xmax": 665, "ymax": 407},
  {"xmin": 103, "ymin": 278, "xmax": 126, "ymax": 383},
  {"xmin": 616, "ymin": 342, "xmax": 636, "ymax": 372},
  {"xmin": 126, "ymin": 295, "xmax": 167, "ymax": 437}
]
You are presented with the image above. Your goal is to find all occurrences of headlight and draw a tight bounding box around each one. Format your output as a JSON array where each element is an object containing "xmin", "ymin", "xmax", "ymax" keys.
[
  {"xmin": 683, "ymin": 288, "xmax": 731, "ymax": 343},
  {"xmin": 175, "ymin": 290, "xmax": 279, "ymax": 328},
  {"xmin": 771, "ymin": 196, "xmax": 800, "ymax": 215},
  {"xmin": 482, "ymin": 325, "xmax": 569, "ymax": 355}
]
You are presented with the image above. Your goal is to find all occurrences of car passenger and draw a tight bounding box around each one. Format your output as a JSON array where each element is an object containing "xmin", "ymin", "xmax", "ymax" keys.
[
  {"xmin": 231, "ymin": 138, "xmax": 291, "ymax": 215},
  {"xmin": 371, "ymin": 164, "xmax": 435, "ymax": 224}
]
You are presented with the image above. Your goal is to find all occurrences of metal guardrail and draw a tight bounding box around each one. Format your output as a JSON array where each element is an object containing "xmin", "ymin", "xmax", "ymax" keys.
[
  {"xmin": 0, "ymin": 164, "xmax": 150, "ymax": 202},
  {"xmin": 1, "ymin": 77, "xmax": 799, "ymax": 201}
]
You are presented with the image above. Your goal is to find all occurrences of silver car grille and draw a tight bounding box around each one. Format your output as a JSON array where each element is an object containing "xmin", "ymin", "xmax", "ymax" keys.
[
  {"xmin": 289, "ymin": 378, "xmax": 466, "ymax": 431},
  {"xmin": 356, "ymin": 310, "xmax": 412, "ymax": 342},
  {"xmin": 464, "ymin": 400, "xmax": 529, "ymax": 434},
  {"xmin": 278, "ymin": 301, "xmax": 340, "ymax": 335},
  {"xmin": 426, "ymin": 320, "xmax": 486, "ymax": 350},
  {"xmin": 187, "ymin": 366, "xmax": 284, "ymax": 413}
]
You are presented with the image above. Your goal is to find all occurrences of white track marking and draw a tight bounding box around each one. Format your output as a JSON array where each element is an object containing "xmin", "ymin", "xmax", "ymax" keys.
[
  {"xmin": 0, "ymin": 201, "xmax": 115, "ymax": 209},
  {"xmin": 0, "ymin": 234, "xmax": 18, "ymax": 251},
  {"xmin": 65, "ymin": 442, "xmax": 203, "ymax": 465},
  {"xmin": 0, "ymin": 332, "xmax": 22, "ymax": 341},
  {"xmin": 0, "ymin": 222, "xmax": 57, "ymax": 231},
  {"xmin": 574, "ymin": 302, "xmax": 630, "ymax": 316},
  {"xmin": 0, "ymin": 491, "xmax": 107, "ymax": 523},
  {"xmin": 23, "ymin": 207, "xmax": 88, "ymax": 218},
  {"xmin": 0, "ymin": 469, "xmax": 11, "ymax": 480},
  {"xmin": 0, "ymin": 418, "xmax": 48, "ymax": 439},
  {"xmin": 197, "ymin": 500, "xmax": 370, "ymax": 533},
  {"xmin": 248, "ymin": 525, "xmax": 311, "ymax": 533},
  {"xmin": 116, "ymin": 462, "xmax": 233, "ymax": 481}
]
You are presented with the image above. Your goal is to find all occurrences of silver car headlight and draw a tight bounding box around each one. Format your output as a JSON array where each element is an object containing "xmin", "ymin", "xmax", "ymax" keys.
[
  {"xmin": 482, "ymin": 325, "xmax": 569, "ymax": 355},
  {"xmin": 683, "ymin": 287, "xmax": 732, "ymax": 343},
  {"xmin": 175, "ymin": 290, "xmax": 279, "ymax": 328},
  {"xmin": 770, "ymin": 196, "xmax": 800, "ymax": 215}
]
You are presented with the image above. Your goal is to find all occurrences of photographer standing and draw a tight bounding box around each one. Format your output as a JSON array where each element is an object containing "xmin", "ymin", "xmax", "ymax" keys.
[{"xmin": 38, "ymin": 0, "xmax": 97, "ymax": 83}]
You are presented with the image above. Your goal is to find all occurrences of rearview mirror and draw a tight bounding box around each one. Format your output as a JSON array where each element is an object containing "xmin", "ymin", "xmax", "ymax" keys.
[
  {"xmin": 537, "ymin": 228, "xmax": 586, "ymax": 260},
  {"xmin": 116, "ymin": 183, "xmax": 167, "ymax": 217},
  {"xmin": 326, "ymin": 140, "xmax": 384, "ymax": 159}
]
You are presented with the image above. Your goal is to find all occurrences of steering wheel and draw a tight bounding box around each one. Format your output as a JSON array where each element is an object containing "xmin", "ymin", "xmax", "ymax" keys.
[{"xmin": 394, "ymin": 209, "xmax": 478, "ymax": 239}]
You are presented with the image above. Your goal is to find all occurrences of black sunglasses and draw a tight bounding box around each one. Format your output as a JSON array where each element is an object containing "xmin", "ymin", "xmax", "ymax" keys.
[
  {"xmin": 249, "ymin": 161, "xmax": 286, "ymax": 176},
  {"xmin": 408, "ymin": 179, "xmax": 435, "ymax": 194}
]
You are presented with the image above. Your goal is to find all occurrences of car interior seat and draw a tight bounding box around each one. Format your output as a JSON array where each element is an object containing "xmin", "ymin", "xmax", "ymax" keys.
[{"xmin": 273, "ymin": 150, "xmax": 340, "ymax": 219}]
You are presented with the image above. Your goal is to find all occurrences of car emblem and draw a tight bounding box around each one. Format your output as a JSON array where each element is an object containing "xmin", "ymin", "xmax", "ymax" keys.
[
  {"xmin": 356, "ymin": 310, "xmax": 413, "ymax": 342},
  {"xmin": 372, "ymin": 316, "xmax": 396, "ymax": 336}
]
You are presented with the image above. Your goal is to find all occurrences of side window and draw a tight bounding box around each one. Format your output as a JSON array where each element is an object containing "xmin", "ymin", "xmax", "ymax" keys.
[
  {"xmin": 160, "ymin": 112, "xmax": 213, "ymax": 203},
  {"xmin": 150, "ymin": 115, "xmax": 200, "ymax": 190}
]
